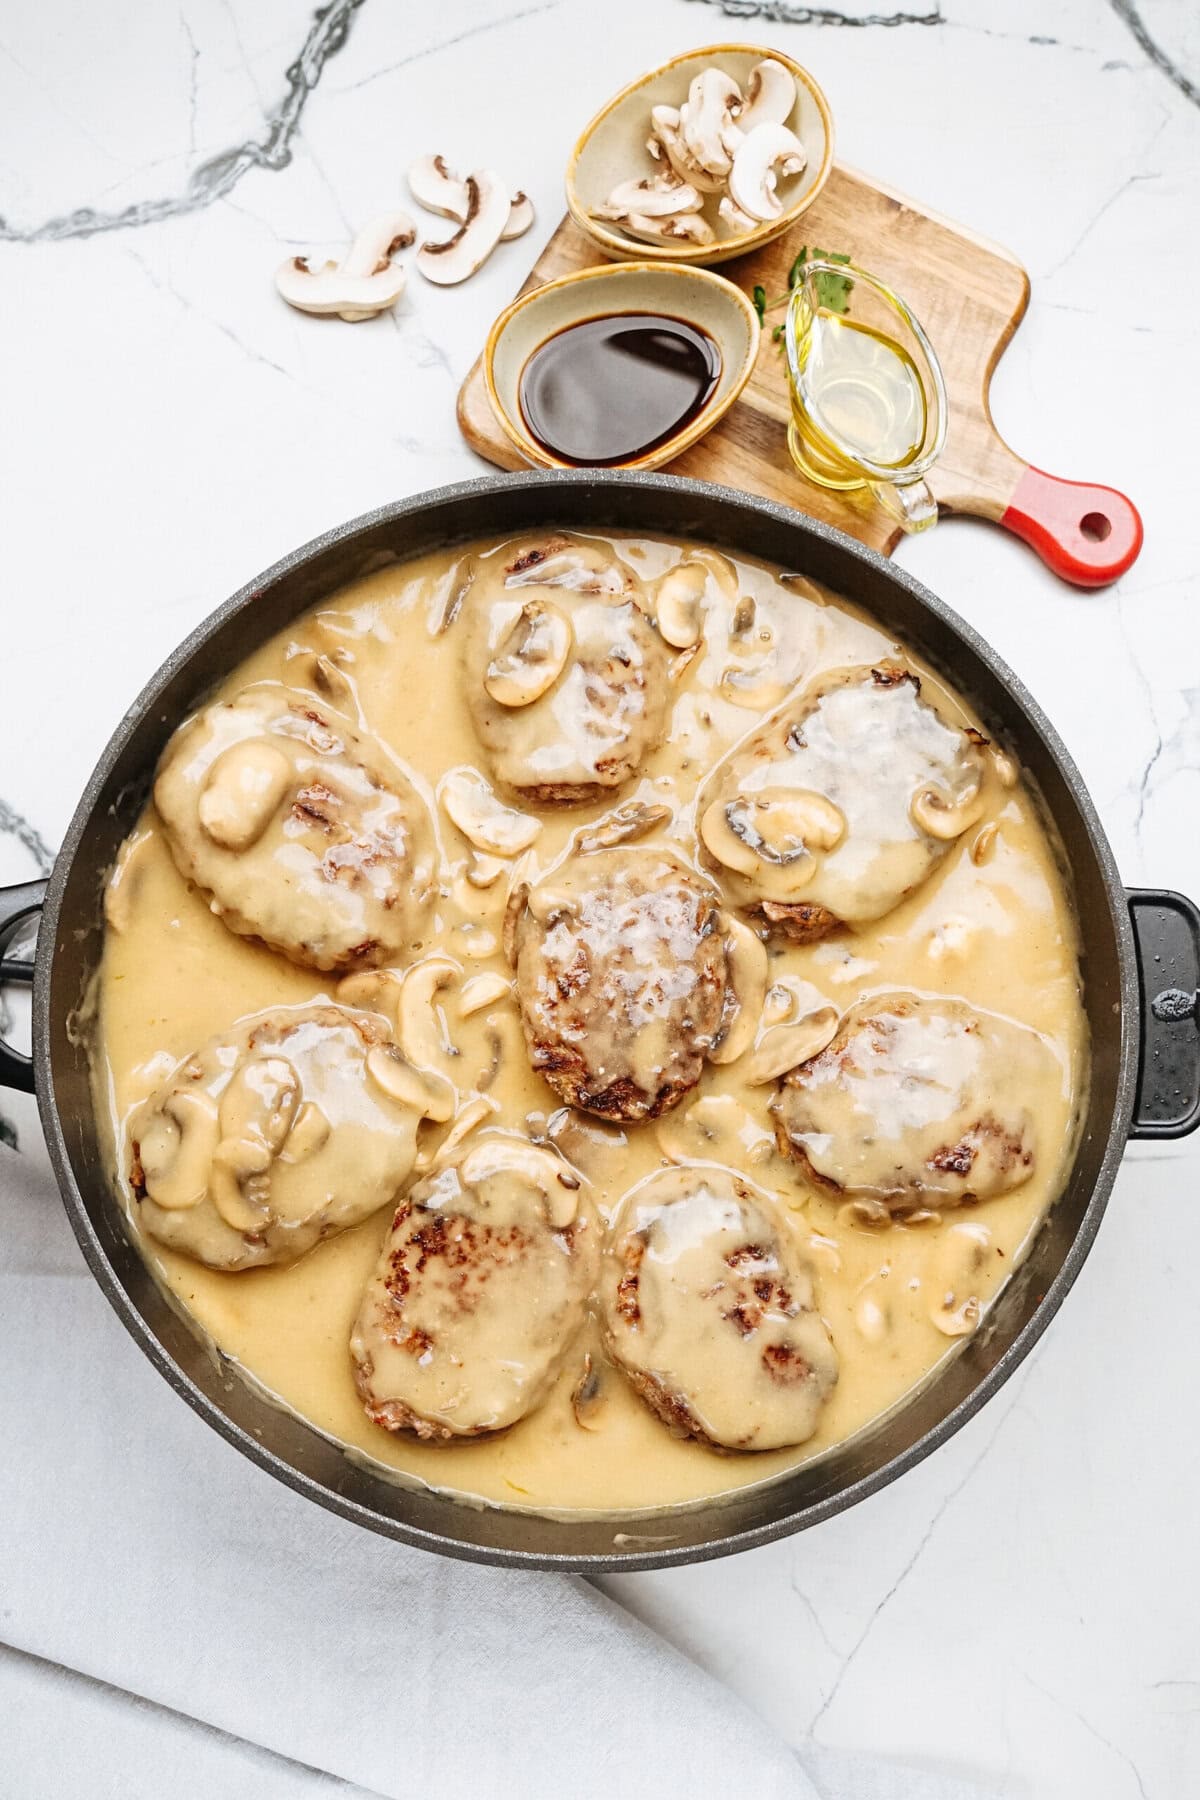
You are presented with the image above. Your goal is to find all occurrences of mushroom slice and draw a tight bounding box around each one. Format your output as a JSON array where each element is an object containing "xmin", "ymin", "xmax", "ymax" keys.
[
  {"xmin": 284, "ymin": 647, "xmax": 355, "ymax": 708},
  {"xmin": 407, "ymin": 153, "xmax": 471, "ymax": 220},
  {"xmin": 929, "ymin": 1223, "xmax": 994, "ymax": 1337},
  {"xmin": 197, "ymin": 740, "xmax": 293, "ymax": 852},
  {"xmin": 421, "ymin": 1094, "xmax": 502, "ymax": 1172},
  {"xmin": 335, "ymin": 966, "xmax": 406, "ymax": 1029},
  {"xmin": 409, "ymin": 155, "xmax": 534, "ymax": 241},
  {"xmin": 718, "ymin": 195, "xmax": 758, "ymax": 236},
  {"xmin": 700, "ymin": 797, "xmax": 760, "ymax": 878},
  {"xmin": 458, "ymin": 971, "xmax": 512, "ymax": 1016},
  {"xmin": 483, "ymin": 598, "xmax": 572, "ymax": 708},
  {"xmin": 654, "ymin": 561, "xmax": 708, "ymax": 649},
  {"xmin": 365, "ymin": 1044, "xmax": 455, "ymax": 1122},
  {"xmin": 416, "ymin": 170, "xmax": 510, "ymax": 285},
  {"xmin": 575, "ymin": 800, "xmax": 672, "ymax": 854},
  {"xmin": 619, "ymin": 210, "xmax": 716, "ymax": 248},
  {"xmin": 911, "ymin": 784, "xmax": 987, "ymax": 842},
  {"xmin": 593, "ymin": 173, "xmax": 705, "ymax": 220},
  {"xmin": 746, "ymin": 1006, "xmax": 839, "ymax": 1085},
  {"xmin": 571, "ymin": 1353, "xmax": 608, "ymax": 1432},
  {"xmin": 729, "ymin": 123, "xmax": 808, "ymax": 224},
  {"xmin": 275, "ymin": 210, "xmax": 416, "ymax": 321},
  {"xmin": 680, "ymin": 67, "xmax": 742, "ymax": 178},
  {"xmin": 398, "ymin": 956, "xmax": 461, "ymax": 1083},
  {"xmin": 655, "ymin": 1093, "xmax": 774, "ymax": 1169},
  {"xmin": 441, "ymin": 767, "xmax": 542, "ymax": 856},
  {"xmin": 648, "ymin": 104, "xmax": 727, "ymax": 193},
  {"xmin": 466, "ymin": 851, "xmax": 509, "ymax": 888},
  {"xmin": 138, "ymin": 1088, "xmax": 220, "ymax": 1212},
  {"xmin": 701, "ymin": 790, "xmax": 842, "ymax": 888},
  {"xmin": 736, "ymin": 59, "xmax": 798, "ymax": 134},
  {"xmin": 277, "ymin": 1100, "xmax": 331, "ymax": 1165},
  {"xmin": 709, "ymin": 915, "xmax": 768, "ymax": 1066},
  {"xmin": 501, "ymin": 191, "xmax": 535, "ymax": 240}
]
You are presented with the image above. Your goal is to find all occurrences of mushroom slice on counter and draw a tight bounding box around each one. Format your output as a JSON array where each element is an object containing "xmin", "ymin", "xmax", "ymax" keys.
[
  {"xmin": 771, "ymin": 992, "xmax": 1050, "ymax": 1215},
  {"xmin": 728, "ymin": 122, "xmax": 808, "ymax": 223},
  {"xmin": 129, "ymin": 1006, "xmax": 435, "ymax": 1271},
  {"xmin": 462, "ymin": 533, "xmax": 669, "ymax": 804},
  {"xmin": 416, "ymin": 170, "xmax": 511, "ymax": 285},
  {"xmin": 274, "ymin": 210, "xmax": 416, "ymax": 321},
  {"xmin": 407, "ymin": 154, "xmax": 534, "ymax": 240},
  {"xmin": 696, "ymin": 663, "xmax": 990, "ymax": 941},
  {"xmin": 509, "ymin": 847, "xmax": 729, "ymax": 1122},
  {"xmin": 600, "ymin": 1165, "xmax": 838, "ymax": 1451},
  {"xmin": 154, "ymin": 685, "xmax": 436, "ymax": 973},
  {"xmin": 502, "ymin": 191, "xmax": 535, "ymax": 240},
  {"xmin": 736, "ymin": 59, "xmax": 798, "ymax": 134},
  {"xmin": 407, "ymin": 153, "xmax": 471, "ymax": 219},
  {"xmin": 350, "ymin": 1135, "xmax": 598, "ymax": 1439}
]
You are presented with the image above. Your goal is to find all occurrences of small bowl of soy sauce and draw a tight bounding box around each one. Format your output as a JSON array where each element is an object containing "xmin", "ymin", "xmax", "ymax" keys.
[{"xmin": 482, "ymin": 262, "xmax": 761, "ymax": 471}]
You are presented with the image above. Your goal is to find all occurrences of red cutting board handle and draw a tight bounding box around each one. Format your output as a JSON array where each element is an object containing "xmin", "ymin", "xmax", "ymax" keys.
[{"xmin": 999, "ymin": 465, "xmax": 1143, "ymax": 588}]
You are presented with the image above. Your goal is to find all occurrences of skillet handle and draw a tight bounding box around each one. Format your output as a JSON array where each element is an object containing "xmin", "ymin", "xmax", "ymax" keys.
[
  {"xmin": 1128, "ymin": 888, "xmax": 1200, "ymax": 1140},
  {"xmin": 0, "ymin": 879, "xmax": 46, "ymax": 1095}
]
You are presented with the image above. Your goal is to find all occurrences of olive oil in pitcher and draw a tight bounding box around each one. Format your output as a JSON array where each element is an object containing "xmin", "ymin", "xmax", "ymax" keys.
[
  {"xmin": 783, "ymin": 259, "xmax": 947, "ymax": 532},
  {"xmin": 789, "ymin": 313, "xmax": 927, "ymax": 488}
]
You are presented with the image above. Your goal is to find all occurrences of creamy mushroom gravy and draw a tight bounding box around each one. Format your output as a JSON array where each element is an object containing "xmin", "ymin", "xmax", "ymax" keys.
[{"xmin": 94, "ymin": 531, "xmax": 1087, "ymax": 1515}]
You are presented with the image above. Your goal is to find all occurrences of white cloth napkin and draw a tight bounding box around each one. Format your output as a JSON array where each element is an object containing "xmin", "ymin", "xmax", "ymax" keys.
[{"xmin": 0, "ymin": 1138, "xmax": 996, "ymax": 1799}]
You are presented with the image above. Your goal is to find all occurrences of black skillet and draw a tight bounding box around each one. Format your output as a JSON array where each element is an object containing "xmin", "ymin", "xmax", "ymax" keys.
[{"xmin": 2, "ymin": 473, "xmax": 1197, "ymax": 1571}]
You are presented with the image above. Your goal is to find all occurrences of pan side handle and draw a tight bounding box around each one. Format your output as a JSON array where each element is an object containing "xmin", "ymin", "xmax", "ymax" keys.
[
  {"xmin": 0, "ymin": 879, "xmax": 46, "ymax": 1095},
  {"xmin": 1128, "ymin": 888, "xmax": 1200, "ymax": 1140}
]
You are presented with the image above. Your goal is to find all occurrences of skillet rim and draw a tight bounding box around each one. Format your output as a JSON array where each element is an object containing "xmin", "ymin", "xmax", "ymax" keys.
[{"xmin": 30, "ymin": 470, "xmax": 1139, "ymax": 1571}]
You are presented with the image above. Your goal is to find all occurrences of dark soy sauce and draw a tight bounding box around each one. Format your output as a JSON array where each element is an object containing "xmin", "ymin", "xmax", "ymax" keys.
[{"xmin": 519, "ymin": 312, "xmax": 722, "ymax": 466}]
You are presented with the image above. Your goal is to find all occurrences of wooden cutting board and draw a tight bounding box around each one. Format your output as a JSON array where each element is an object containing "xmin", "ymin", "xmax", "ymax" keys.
[{"xmin": 457, "ymin": 164, "xmax": 1141, "ymax": 587}]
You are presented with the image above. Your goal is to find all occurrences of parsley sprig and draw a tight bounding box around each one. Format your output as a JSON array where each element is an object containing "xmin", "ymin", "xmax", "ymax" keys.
[{"xmin": 752, "ymin": 247, "xmax": 854, "ymax": 349}]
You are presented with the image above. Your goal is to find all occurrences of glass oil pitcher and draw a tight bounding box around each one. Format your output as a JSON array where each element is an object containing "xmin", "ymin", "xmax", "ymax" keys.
[{"xmin": 784, "ymin": 259, "xmax": 948, "ymax": 533}]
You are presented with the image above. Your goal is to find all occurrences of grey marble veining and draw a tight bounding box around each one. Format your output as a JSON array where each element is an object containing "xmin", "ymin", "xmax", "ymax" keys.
[{"xmin": 0, "ymin": 0, "xmax": 366, "ymax": 244}]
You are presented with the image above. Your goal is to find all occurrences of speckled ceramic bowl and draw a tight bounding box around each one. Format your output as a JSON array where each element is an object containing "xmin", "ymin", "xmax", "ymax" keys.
[
  {"xmin": 567, "ymin": 43, "xmax": 835, "ymax": 267},
  {"xmin": 483, "ymin": 260, "xmax": 761, "ymax": 470}
]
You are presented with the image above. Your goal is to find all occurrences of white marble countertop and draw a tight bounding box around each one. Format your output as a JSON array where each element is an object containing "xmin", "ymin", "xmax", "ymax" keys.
[{"xmin": 1, "ymin": 2, "xmax": 1198, "ymax": 1794}]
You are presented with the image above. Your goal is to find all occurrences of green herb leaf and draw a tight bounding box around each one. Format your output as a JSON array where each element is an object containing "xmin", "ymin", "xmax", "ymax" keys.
[
  {"xmin": 810, "ymin": 249, "xmax": 853, "ymax": 314},
  {"xmin": 748, "ymin": 245, "xmax": 854, "ymax": 357}
]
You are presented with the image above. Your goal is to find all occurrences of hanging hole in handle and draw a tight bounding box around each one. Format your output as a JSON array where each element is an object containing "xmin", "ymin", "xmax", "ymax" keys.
[{"xmin": 1000, "ymin": 467, "xmax": 1143, "ymax": 587}]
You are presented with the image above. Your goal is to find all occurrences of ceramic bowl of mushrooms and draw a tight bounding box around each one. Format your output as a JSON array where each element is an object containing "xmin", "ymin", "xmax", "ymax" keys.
[{"xmin": 566, "ymin": 44, "xmax": 834, "ymax": 266}]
